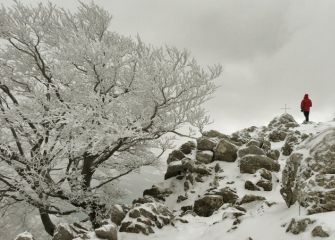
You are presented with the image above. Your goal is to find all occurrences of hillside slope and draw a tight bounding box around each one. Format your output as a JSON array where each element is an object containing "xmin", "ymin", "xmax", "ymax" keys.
[
  {"xmin": 17, "ymin": 114, "xmax": 335, "ymax": 240},
  {"xmin": 119, "ymin": 114, "xmax": 335, "ymax": 240}
]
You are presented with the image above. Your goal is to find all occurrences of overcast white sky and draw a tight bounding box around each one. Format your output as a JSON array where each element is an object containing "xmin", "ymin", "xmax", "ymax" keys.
[{"xmin": 2, "ymin": 0, "xmax": 335, "ymax": 133}]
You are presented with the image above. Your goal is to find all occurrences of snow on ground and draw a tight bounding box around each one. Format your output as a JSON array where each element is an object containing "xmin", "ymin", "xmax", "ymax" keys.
[{"xmin": 119, "ymin": 119, "xmax": 335, "ymax": 240}]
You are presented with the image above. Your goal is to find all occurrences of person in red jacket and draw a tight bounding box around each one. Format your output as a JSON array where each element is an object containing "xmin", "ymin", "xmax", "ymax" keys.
[{"xmin": 301, "ymin": 93, "xmax": 312, "ymax": 122}]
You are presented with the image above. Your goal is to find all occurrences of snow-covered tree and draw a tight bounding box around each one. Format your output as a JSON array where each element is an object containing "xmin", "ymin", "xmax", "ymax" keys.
[{"xmin": 0, "ymin": 1, "xmax": 221, "ymax": 236}]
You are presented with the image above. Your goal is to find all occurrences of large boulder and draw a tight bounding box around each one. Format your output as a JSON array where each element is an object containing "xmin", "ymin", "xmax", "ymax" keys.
[
  {"xmin": 214, "ymin": 139, "xmax": 238, "ymax": 162},
  {"xmin": 268, "ymin": 130, "xmax": 287, "ymax": 142},
  {"xmin": 230, "ymin": 129, "xmax": 252, "ymax": 145},
  {"xmin": 95, "ymin": 224, "xmax": 118, "ymax": 240},
  {"xmin": 238, "ymin": 145, "xmax": 265, "ymax": 158},
  {"xmin": 179, "ymin": 141, "xmax": 196, "ymax": 154},
  {"xmin": 197, "ymin": 137, "xmax": 217, "ymax": 151},
  {"xmin": 280, "ymin": 153, "xmax": 303, "ymax": 207},
  {"xmin": 110, "ymin": 204, "xmax": 127, "ymax": 226},
  {"xmin": 166, "ymin": 150, "xmax": 185, "ymax": 164},
  {"xmin": 194, "ymin": 195, "xmax": 224, "ymax": 217},
  {"xmin": 164, "ymin": 160, "xmax": 185, "ymax": 179},
  {"xmin": 15, "ymin": 232, "xmax": 35, "ymax": 240},
  {"xmin": 196, "ymin": 150, "xmax": 213, "ymax": 164},
  {"xmin": 240, "ymin": 155, "xmax": 280, "ymax": 174},
  {"xmin": 280, "ymin": 128, "xmax": 335, "ymax": 214},
  {"xmin": 246, "ymin": 140, "xmax": 261, "ymax": 147}
]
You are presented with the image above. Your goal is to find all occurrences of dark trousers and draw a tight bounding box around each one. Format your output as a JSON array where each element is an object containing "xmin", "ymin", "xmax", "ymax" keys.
[{"xmin": 303, "ymin": 111, "xmax": 310, "ymax": 122}]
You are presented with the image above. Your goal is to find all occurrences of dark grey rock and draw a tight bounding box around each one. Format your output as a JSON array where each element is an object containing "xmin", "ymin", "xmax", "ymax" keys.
[
  {"xmin": 194, "ymin": 195, "xmax": 224, "ymax": 217},
  {"xmin": 214, "ymin": 139, "xmax": 238, "ymax": 162},
  {"xmin": 240, "ymin": 155, "xmax": 280, "ymax": 174},
  {"xmin": 311, "ymin": 226, "xmax": 329, "ymax": 238}
]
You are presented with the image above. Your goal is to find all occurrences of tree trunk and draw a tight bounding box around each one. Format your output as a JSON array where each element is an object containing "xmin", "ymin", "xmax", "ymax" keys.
[
  {"xmin": 39, "ymin": 208, "xmax": 56, "ymax": 236},
  {"xmin": 82, "ymin": 153, "xmax": 96, "ymax": 189},
  {"xmin": 82, "ymin": 153, "xmax": 100, "ymax": 228}
]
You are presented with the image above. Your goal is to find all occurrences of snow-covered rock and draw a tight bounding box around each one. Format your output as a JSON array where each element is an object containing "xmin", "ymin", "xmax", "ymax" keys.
[
  {"xmin": 281, "ymin": 128, "xmax": 335, "ymax": 214},
  {"xmin": 196, "ymin": 150, "xmax": 214, "ymax": 164},
  {"xmin": 119, "ymin": 202, "xmax": 174, "ymax": 235},
  {"xmin": 193, "ymin": 195, "xmax": 224, "ymax": 217},
  {"xmin": 238, "ymin": 145, "xmax": 266, "ymax": 158},
  {"xmin": 268, "ymin": 113, "xmax": 299, "ymax": 130},
  {"xmin": 197, "ymin": 137, "xmax": 217, "ymax": 151},
  {"xmin": 15, "ymin": 232, "xmax": 35, "ymax": 240},
  {"xmin": 52, "ymin": 223, "xmax": 75, "ymax": 240},
  {"xmin": 214, "ymin": 139, "xmax": 238, "ymax": 162},
  {"xmin": 110, "ymin": 204, "xmax": 128, "ymax": 226},
  {"xmin": 179, "ymin": 141, "xmax": 196, "ymax": 154},
  {"xmin": 240, "ymin": 155, "xmax": 280, "ymax": 174},
  {"xmin": 167, "ymin": 150, "xmax": 185, "ymax": 164},
  {"xmin": 95, "ymin": 224, "xmax": 118, "ymax": 240}
]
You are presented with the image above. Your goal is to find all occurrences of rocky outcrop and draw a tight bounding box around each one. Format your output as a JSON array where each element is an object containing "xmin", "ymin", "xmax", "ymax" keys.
[
  {"xmin": 240, "ymin": 155, "xmax": 280, "ymax": 174},
  {"xmin": 266, "ymin": 114, "xmax": 299, "ymax": 143},
  {"xmin": 281, "ymin": 128, "xmax": 335, "ymax": 214},
  {"xmin": 193, "ymin": 195, "xmax": 224, "ymax": 217},
  {"xmin": 280, "ymin": 153, "xmax": 303, "ymax": 207},
  {"xmin": 214, "ymin": 139, "xmax": 238, "ymax": 162},
  {"xmin": 246, "ymin": 140, "xmax": 261, "ymax": 147},
  {"xmin": 286, "ymin": 218, "xmax": 315, "ymax": 235},
  {"xmin": 119, "ymin": 202, "xmax": 174, "ymax": 235},
  {"xmin": 268, "ymin": 113, "xmax": 299, "ymax": 130}
]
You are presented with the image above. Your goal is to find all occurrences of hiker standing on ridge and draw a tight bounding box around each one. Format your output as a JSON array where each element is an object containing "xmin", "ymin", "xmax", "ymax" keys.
[{"xmin": 301, "ymin": 93, "xmax": 312, "ymax": 123}]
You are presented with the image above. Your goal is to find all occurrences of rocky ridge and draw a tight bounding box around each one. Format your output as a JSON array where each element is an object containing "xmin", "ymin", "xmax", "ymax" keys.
[{"xmin": 17, "ymin": 114, "xmax": 335, "ymax": 240}]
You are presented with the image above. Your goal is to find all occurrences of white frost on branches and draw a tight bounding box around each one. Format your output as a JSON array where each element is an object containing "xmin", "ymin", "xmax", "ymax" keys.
[{"xmin": 0, "ymin": 1, "xmax": 221, "ymax": 233}]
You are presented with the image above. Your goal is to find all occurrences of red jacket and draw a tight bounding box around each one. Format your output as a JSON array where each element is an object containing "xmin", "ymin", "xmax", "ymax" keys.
[{"xmin": 301, "ymin": 94, "xmax": 312, "ymax": 112}]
